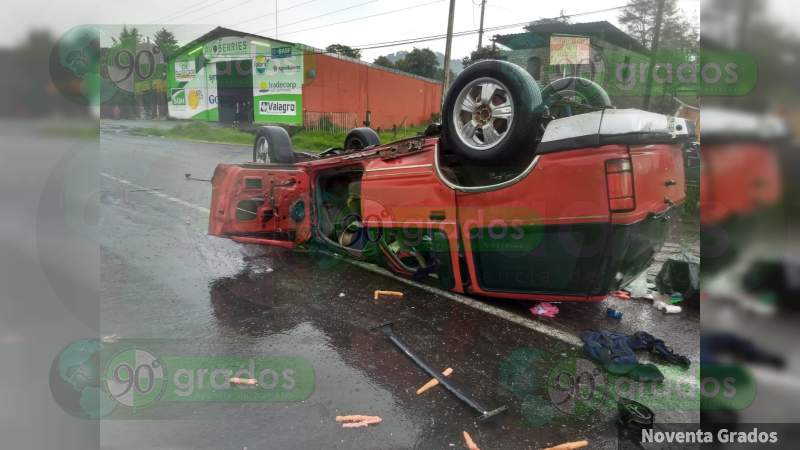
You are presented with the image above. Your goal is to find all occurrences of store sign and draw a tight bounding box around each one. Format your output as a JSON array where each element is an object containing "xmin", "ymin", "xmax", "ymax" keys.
[
  {"xmin": 549, "ymin": 35, "xmax": 591, "ymax": 65},
  {"xmin": 187, "ymin": 89, "xmax": 202, "ymax": 109},
  {"xmin": 171, "ymin": 88, "xmax": 186, "ymax": 105},
  {"xmin": 175, "ymin": 60, "xmax": 196, "ymax": 82},
  {"xmin": 259, "ymin": 100, "xmax": 296, "ymax": 116},
  {"xmin": 271, "ymin": 46, "xmax": 293, "ymax": 59},
  {"xmin": 205, "ymin": 37, "xmax": 250, "ymax": 58},
  {"xmin": 255, "ymin": 55, "xmax": 268, "ymax": 74}
]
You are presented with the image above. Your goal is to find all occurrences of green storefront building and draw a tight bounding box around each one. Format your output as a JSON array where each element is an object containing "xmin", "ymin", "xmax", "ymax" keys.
[{"xmin": 167, "ymin": 27, "xmax": 304, "ymax": 125}]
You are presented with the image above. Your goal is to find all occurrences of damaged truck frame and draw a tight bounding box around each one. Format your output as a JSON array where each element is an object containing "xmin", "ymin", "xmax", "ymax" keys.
[{"xmin": 209, "ymin": 60, "xmax": 691, "ymax": 302}]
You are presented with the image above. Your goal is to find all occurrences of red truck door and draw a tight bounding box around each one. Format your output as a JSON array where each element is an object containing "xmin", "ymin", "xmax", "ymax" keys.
[
  {"xmin": 359, "ymin": 142, "xmax": 463, "ymax": 290},
  {"xmin": 208, "ymin": 164, "xmax": 312, "ymax": 248}
]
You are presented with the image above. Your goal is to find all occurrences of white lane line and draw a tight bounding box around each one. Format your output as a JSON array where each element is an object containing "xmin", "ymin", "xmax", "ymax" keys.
[
  {"xmin": 100, "ymin": 172, "xmax": 210, "ymax": 214},
  {"xmin": 101, "ymin": 170, "xmax": 578, "ymax": 346},
  {"xmin": 339, "ymin": 256, "xmax": 583, "ymax": 346}
]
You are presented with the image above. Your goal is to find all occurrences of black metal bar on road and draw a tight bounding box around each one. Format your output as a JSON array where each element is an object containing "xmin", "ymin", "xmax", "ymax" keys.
[{"xmin": 376, "ymin": 322, "xmax": 507, "ymax": 420}]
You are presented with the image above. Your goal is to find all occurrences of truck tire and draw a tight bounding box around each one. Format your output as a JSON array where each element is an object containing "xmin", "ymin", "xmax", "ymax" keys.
[
  {"xmin": 541, "ymin": 77, "xmax": 612, "ymax": 113},
  {"xmin": 344, "ymin": 127, "xmax": 381, "ymax": 150},
  {"xmin": 253, "ymin": 126, "xmax": 295, "ymax": 164},
  {"xmin": 441, "ymin": 60, "xmax": 542, "ymax": 163}
]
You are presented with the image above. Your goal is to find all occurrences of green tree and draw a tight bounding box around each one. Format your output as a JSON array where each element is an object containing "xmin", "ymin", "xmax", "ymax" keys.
[
  {"xmin": 373, "ymin": 55, "xmax": 395, "ymax": 68},
  {"xmin": 325, "ymin": 44, "xmax": 361, "ymax": 59},
  {"xmin": 395, "ymin": 48, "xmax": 439, "ymax": 79},
  {"xmin": 112, "ymin": 25, "xmax": 141, "ymax": 48},
  {"xmin": 618, "ymin": 0, "xmax": 698, "ymax": 50},
  {"xmin": 153, "ymin": 27, "xmax": 179, "ymax": 58},
  {"xmin": 461, "ymin": 46, "xmax": 505, "ymax": 69}
]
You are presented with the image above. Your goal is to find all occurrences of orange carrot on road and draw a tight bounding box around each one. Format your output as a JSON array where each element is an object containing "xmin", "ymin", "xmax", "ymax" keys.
[
  {"xmin": 463, "ymin": 431, "xmax": 480, "ymax": 450},
  {"xmin": 416, "ymin": 367, "xmax": 454, "ymax": 395},
  {"xmin": 543, "ymin": 440, "xmax": 589, "ymax": 450},
  {"xmin": 335, "ymin": 415, "xmax": 382, "ymax": 428},
  {"xmin": 374, "ymin": 290, "xmax": 404, "ymax": 300}
]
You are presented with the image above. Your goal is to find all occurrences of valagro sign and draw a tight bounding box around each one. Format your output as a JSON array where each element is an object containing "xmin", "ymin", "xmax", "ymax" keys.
[{"xmin": 259, "ymin": 100, "xmax": 297, "ymax": 116}]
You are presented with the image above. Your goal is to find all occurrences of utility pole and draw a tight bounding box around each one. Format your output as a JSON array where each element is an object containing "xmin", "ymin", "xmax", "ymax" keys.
[
  {"xmin": 275, "ymin": 0, "xmax": 279, "ymax": 39},
  {"xmin": 643, "ymin": 0, "xmax": 665, "ymax": 111},
  {"xmin": 442, "ymin": 0, "xmax": 457, "ymax": 103},
  {"xmin": 477, "ymin": 0, "xmax": 487, "ymax": 50}
]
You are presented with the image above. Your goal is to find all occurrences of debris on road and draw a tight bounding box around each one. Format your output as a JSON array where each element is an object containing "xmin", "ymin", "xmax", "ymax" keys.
[
  {"xmin": 580, "ymin": 330, "xmax": 690, "ymax": 381},
  {"xmin": 606, "ymin": 308, "xmax": 623, "ymax": 320},
  {"xmin": 611, "ymin": 290, "xmax": 632, "ymax": 301},
  {"xmin": 463, "ymin": 431, "xmax": 480, "ymax": 450},
  {"xmin": 618, "ymin": 396, "xmax": 655, "ymax": 429},
  {"xmin": 530, "ymin": 302, "xmax": 559, "ymax": 318},
  {"xmin": 335, "ymin": 415, "xmax": 382, "ymax": 428},
  {"xmin": 229, "ymin": 377, "xmax": 258, "ymax": 386},
  {"xmin": 375, "ymin": 322, "xmax": 507, "ymax": 420},
  {"xmin": 655, "ymin": 253, "xmax": 699, "ymax": 302},
  {"xmin": 374, "ymin": 290, "xmax": 404, "ymax": 300},
  {"xmin": 338, "ymin": 292, "xmax": 346, "ymax": 298},
  {"xmin": 416, "ymin": 367, "xmax": 454, "ymax": 395},
  {"xmin": 653, "ymin": 296, "xmax": 682, "ymax": 314},
  {"xmin": 542, "ymin": 439, "xmax": 589, "ymax": 450},
  {"xmin": 184, "ymin": 173, "xmax": 212, "ymax": 182},
  {"xmin": 101, "ymin": 334, "xmax": 120, "ymax": 343}
]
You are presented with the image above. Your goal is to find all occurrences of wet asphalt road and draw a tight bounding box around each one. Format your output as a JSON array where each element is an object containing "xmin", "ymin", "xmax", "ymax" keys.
[{"xmin": 94, "ymin": 124, "xmax": 699, "ymax": 449}]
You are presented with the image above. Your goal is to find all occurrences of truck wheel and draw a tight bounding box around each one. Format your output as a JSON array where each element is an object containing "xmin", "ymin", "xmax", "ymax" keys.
[
  {"xmin": 344, "ymin": 127, "xmax": 381, "ymax": 150},
  {"xmin": 541, "ymin": 77, "xmax": 612, "ymax": 116},
  {"xmin": 253, "ymin": 126, "xmax": 295, "ymax": 164},
  {"xmin": 441, "ymin": 60, "xmax": 542, "ymax": 163}
]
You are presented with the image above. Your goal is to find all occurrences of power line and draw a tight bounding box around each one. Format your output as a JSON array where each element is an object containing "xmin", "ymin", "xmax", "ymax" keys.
[
  {"xmin": 153, "ymin": 0, "xmax": 216, "ymax": 23},
  {"xmin": 261, "ymin": 0, "xmax": 446, "ymax": 38},
  {"xmin": 183, "ymin": 0, "xmax": 265, "ymax": 23},
  {"xmin": 350, "ymin": 5, "xmax": 629, "ymax": 50},
  {"xmin": 254, "ymin": 0, "xmax": 383, "ymax": 36},
  {"xmin": 229, "ymin": 0, "xmax": 323, "ymax": 27},
  {"xmin": 161, "ymin": 0, "xmax": 241, "ymax": 23}
]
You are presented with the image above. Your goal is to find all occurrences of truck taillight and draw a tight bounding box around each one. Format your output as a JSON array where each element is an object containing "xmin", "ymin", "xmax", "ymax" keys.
[{"xmin": 606, "ymin": 158, "xmax": 635, "ymax": 212}]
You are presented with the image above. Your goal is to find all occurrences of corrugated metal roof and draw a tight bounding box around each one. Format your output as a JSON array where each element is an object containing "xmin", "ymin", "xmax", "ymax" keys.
[{"xmin": 493, "ymin": 21, "xmax": 647, "ymax": 53}]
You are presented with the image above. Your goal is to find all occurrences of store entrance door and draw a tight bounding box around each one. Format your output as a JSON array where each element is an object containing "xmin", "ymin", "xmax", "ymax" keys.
[{"xmin": 216, "ymin": 60, "xmax": 253, "ymax": 124}]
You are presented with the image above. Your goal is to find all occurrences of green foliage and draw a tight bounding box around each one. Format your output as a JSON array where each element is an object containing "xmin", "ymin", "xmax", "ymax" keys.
[
  {"xmin": 112, "ymin": 25, "xmax": 141, "ymax": 48},
  {"xmin": 394, "ymin": 48, "xmax": 439, "ymax": 79},
  {"xmin": 372, "ymin": 55, "xmax": 395, "ymax": 69},
  {"xmin": 325, "ymin": 44, "xmax": 362, "ymax": 59},
  {"xmin": 131, "ymin": 122, "xmax": 254, "ymax": 145},
  {"xmin": 131, "ymin": 122, "xmax": 428, "ymax": 152},
  {"xmin": 461, "ymin": 46, "xmax": 505, "ymax": 69},
  {"xmin": 618, "ymin": 0, "xmax": 698, "ymax": 50},
  {"xmin": 153, "ymin": 27, "xmax": 179, "ymax": 58}
]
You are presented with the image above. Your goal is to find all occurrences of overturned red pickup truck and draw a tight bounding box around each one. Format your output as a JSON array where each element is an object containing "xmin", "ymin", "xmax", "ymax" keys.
[{"xmin": 209, "ymin": 60, "xmax": 690, "ymax": 302}]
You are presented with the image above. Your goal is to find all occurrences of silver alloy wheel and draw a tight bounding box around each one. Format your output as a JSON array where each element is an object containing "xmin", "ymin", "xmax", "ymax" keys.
[
  {"xmin": 452, "ymin": 77, "xmax": 514, "ymax": 151},
  {"xmin": 255, "ymin": 136, "xmax": 270, "ymax": 163}
]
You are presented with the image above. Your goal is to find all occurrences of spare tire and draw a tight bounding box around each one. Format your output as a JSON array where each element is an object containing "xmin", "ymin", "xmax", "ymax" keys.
[
  {"xmin": 344, "ymin": 127, "xmax": 381, "ymax": 150},
  {"xmin": 253, "ymin": 126, "xmax": 295, "ymax": 164},
  {"xmin": 541, "ymin": 77, "xmax": 612, "ymax": 115},
  {"xmin": 441, "ymin": 60, "xmax": 542, "ymax": 163}
]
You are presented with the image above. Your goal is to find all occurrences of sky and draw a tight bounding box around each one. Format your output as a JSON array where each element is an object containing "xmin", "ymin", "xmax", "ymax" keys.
[{"xmin": 4, "ymin": 0, "xmax": 703, "ymax": 62}]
